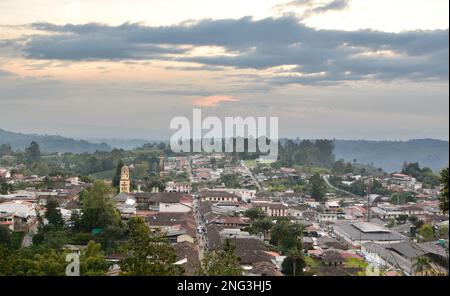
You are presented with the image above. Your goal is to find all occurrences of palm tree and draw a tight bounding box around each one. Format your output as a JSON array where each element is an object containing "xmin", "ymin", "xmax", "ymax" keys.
[
  {"xmin": 413, "ymin": 256, "xmax": 431, "ymax": 276},
  {"xmin": 287, "ymin": 237, "xmax": 305, "ymax": 276}
]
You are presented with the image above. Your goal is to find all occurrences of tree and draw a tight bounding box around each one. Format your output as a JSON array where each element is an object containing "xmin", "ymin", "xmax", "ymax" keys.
[
  {"xmin": 309, "ymin": 173, "xmax": 326, "ymax": 201},
  {"xmin": 220, "ymin": 173, "xmax": 241, "ymax": 188},
  {"xmin": 419, "ymin": 224, "xmax": 435, "ymax": 242},
  {"xmin": 133, "ymin": 162, "xmax": 150, "ymax": 179},
  {"xmin": 45, "ymin": 197, "xmax": 64, "ymax": 228},
  {"xmin": 439, "ymin": 167, "xmax": 449, "ymax": 214},
  {"xmin": 0, "ymin": 144, "xmax": 13, "ymax": 156},
  {"xmin": 350, "ymin": 180, "xmax": 366, "ymax": 197},
  {"xmin": 344, "ymin": 162, "xmax": 354, "ymax": 174},
  {"xmin": 79, "ymin": 181, "xmax": 121, "ymax": 232},
  {"xmin": 120, "ymin": 217, "xmax": 182, "ymax": 276},
  {"xmin": 413, "ymin": 256, "xmax": 431, "ymax": 276},
  {"xmin": 408, "ymin": 215, "xmax": 424, "ymax": 230},
  {"xmin": 402, "ymin": 162, "xmax": 440, "ymax": 188},
  {"xmin": 80, "ymin": 240, "xmax": 111, "ymax": 276},
  {"xmin": 282, "ymin": 238, "xmax": 305, "ymax": 276},
  {"xmin": 332, "ymin": 160, "xmax": 346, "ymax": 175},
  {"xmin": 0, "ymin": 226, "xmax": 11, "ymax": 247},
  {"xmin": 250, "ymin": 217, "xmax": 273, "ymax": 236},
  {"xmin": 402, "ymin": 162, "xmax": 422, "ymax": 178},
  {"xmin": 0, "ymin": 245, "xmax": 67, "ymax": 276},
  {"xmin": 244, "ymin": 208, "xmax": 267, "ymax": 220},
  {"xmin": 32, "ymin": 161, "xmax": 49, "ymax": 176},
  {"xmin": 0, "ymin": 181, "xmax": 12, "ymax": 195},
  {"xmin": 196, "ymin": 239, "xmax": 243, "ymax": 276},
  {"xmin": 438, "ymin": 225, "xmax": 449, "ymax": 239},
  {"xmin": 112, "ymin": 160, "xmax": 124, "ymax": 188},
  {"xmin": 25, "ymin": 141, "xmax": 41, "ymax": 163},
  {"xmin": 270, "ymin": 220, "xmax": 304, "ymax": 253}
]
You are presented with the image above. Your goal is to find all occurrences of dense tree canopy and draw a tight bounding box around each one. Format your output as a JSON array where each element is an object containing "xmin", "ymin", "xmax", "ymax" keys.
[
  {"xmin": 440, "ymin": 167, "xmax": 449, "ymax": 213},
  {"xmin": 402, "ymin": 162, "xmax": 440, "ymax": 188},
  {"xmin": 25, "ymin": 141, "xmax": 41, "ymax": 163},
  {"xmin": 120, "ymin": 217, "xmax": 182, "ymax": 276},
  {"xmin": 196, "ymin": 239, "xmax": 243, "ymax": 276},
  {"xmin": 309, "ymin": 173, "xmax": 327, "ymax": 201},
  {"xmin": 45, "ymin": 197, "xmax": 64, "ymax": 228}
]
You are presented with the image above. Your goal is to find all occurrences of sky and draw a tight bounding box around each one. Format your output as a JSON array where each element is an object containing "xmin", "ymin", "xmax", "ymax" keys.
[{"xmin": 0, "ymin": 0, "xmax": 448, "ymax": 140}]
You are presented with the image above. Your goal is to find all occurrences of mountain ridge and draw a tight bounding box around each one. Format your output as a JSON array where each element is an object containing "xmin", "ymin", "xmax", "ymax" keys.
[
  {"xmin": 1, "ymin": 129, "xmax": 448, "ymax": 172},
  {"xmin": 0, "ymin": 128, "xmax": 112, "ymax": 153}
]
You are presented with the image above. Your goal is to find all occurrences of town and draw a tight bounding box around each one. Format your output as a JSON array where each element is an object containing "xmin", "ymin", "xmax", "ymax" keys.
[{"xmin": 0, "ymin": 140, "xmax": 448, "ymax": 276}]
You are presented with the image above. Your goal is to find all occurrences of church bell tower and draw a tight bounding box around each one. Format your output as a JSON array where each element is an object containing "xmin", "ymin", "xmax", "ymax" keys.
[{"xmin": 119, "ymin": 165, "xmax": 131, "ymax": 193}]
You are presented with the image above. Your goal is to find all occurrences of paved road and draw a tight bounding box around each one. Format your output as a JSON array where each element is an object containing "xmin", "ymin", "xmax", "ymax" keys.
[
  {"xmin": 193, "ymin": 200, "xmax": 207, "ymax": 261},
  {"xmin": 322, "ymin": 175, "xmax": 359, "ymax": 198},
  {"xmin": 240, "ymin": 160, "xmax": 262, "ymax": 190}
]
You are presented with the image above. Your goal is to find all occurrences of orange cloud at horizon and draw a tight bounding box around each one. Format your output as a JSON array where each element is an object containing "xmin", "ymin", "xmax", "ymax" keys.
[{"xmin": 193, "ymin": 95, "xmax": 239, "ymax": 107}]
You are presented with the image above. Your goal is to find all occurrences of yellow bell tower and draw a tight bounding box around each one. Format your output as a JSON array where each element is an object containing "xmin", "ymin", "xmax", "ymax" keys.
[{"xmin": 119, "ymin": 165, "xmax": 131, "ymax": 193}]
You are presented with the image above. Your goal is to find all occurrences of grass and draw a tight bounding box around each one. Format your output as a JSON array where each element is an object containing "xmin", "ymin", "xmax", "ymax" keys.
[
  {"xmin": 304, "ymin": 255, "xmax": 322, "ymax": 268},
  {"xmin": 243, "ymin": 160, "xmax": 258, "ymax": 169},
  {"xmin": 293, "ymin": 165, "xmax": 331, "ymax": 175},
  {"xmin": 344, "ymin": 257, "xmax": 368, "ymax": 269}
]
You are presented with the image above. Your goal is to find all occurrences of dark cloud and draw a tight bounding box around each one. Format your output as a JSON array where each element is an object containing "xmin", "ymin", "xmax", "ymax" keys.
[
  {"xmin": 274, "ymin": 0, "xmax": 350, "ymax": 17},
  {"xmin": 3, "ymin": 16, "xmax": 448, "ymax": 85},
  {"xmin": 309, "ymin": 0, "xmax": 350, "ymax": 15}
]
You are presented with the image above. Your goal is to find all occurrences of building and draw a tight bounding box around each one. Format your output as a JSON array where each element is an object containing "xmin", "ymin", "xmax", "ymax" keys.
[
  {"xmin": 371, "ymin": 203, "xmax": 403, "ymax": 220},
  {"xmin": 325, "ymin": 201, "xmax": 340, "ymax": 213},
  {"xmin": 252, "ymin": 202, "xmax": 289, "ymax": 217},
  {"xmin": 146, "ymin": 212, "xmax": 196, "ymax": 244},
  {"xmin": 390, "ymin": 173, "xmax": 422, "ymax": 191},
  {"xmin": 318, "ymin": 212, "xmax": 339, "ymax": 224},
  {"xmin": 133, "ymin": 192, "xmax": 193, "ymax": 212},
  {"xmin": 199, "ymin": 190, "xmax": 239, "ymax": 203},
  {"xmin": 119, "ymin": 166, "xmax": 131, "ymax": 194},
  {"xmin": 165, "ymin": 181, "xmax": 192, "ymax": 194},
  {"xmin": 209, "ymin": 188, "xmax": 256, "ymax": 202},
  {"xmin": 361, "ymin": 240, "xmax": 429, "ymax": 276},
  {"xmin": 0, "ymin": 200, "xmax": 37, "ymax": 232},
  {"xmin": 149, "ymin": 192, "xmax": 193, "ymax": 213},
  {"xmin": 332, "ymin": 221, "xmax": 406, "ymax": 247}
]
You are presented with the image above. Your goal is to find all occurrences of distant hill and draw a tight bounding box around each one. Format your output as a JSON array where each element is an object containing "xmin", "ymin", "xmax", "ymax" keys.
[
  {"xmin": 87, "ymin": 138, "xmax": 155, "ymax": 150},
  {"xmin": 334, "ymin": 139, "xmax": 449, "ymax": 173},
  {"xmin": 0, "ymin": 129, "xmax": 112, "ymax": 153}
]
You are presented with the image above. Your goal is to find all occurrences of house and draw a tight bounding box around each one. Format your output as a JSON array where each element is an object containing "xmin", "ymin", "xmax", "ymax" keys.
[
  {"xmin": 361, "ymin": 240, "xmax": 428, "ymax": 276},
  {"xmin": 174, "ymin": 241, "xmax": 200, "ymax": 276},
  {"xmin": 149, "ymin": 192, "xmax": 193, "ymax": 213},
  {"xmin": 316, "ymin": 236, "xmax": 348, "ymax": 250},
  {"xmin": 390, "ymin": 173, "xmax": 422, "ymax": 191},
  {"xmin": 146, "ymin": 212, "xmax": 196, "ymax": 244},
  {"xmin": 165, "ymin": 181, "xmax": 191, "ymax": 194},
  {"xmin": 227, "ymin": 237, "xmax": 279, "ymax": 275},
  {"xmin": 133, "ymin": 192, "xmax": 193, "ymax": 212},
  {"xmin": 0, "ymin": 200, "xmax": 37, "ymax": 232},
  {"xmin": 199, "ymin": 190, "xmax": 239, "ymax": 203},
  {"xmin": 252, "ymin": 202, "xmax": 289, "ymax": 217},
  {"xmin": 209, "ymin": 188, "xmax": 256, "ymax": 202},
  {"xmin": 322, "ymin": 250, "xmax": 344, "ymax": 267},
  {"xmin": 332, "ymin": 221, "xmax": 406, "ymax": 247},
  {"xmin": 65, "ymin": 177, "xmax": 80, "ymax": 186},
  {"xmin": 279, "ymin": 192, "xmax": 303, "ymax": 202},
  {"xmin": 318, "ymin": 212, "xmax": 339, "ymax": 224},
  {"xmin": 211, "ymin": 216, "xmax": 249, "ymax": 229},
  {"xmin": 399, "ymin": 204, "xmax": 425, "ymax": 216},
  {"xmin": 325, "ymin": 201, "xmax": 340, "ymax": 213},
  {"xmin": 371, "ymin": 203, "xmax": 403, "ymax": 220}
]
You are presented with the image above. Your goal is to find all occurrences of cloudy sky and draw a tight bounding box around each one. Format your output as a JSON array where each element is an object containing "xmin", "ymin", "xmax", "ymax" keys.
[{"xmin": 0, "ymin": 0, "xmax": 448, "ymax": 140}]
